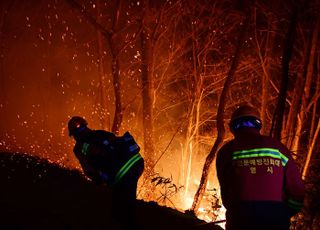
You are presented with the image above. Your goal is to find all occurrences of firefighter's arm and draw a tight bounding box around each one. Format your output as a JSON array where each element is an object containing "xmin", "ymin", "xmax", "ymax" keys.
[
  {"xmin": 79, "ymin": 156, "xmax": 103, "ymax": 184},
  {"xmin": 283, "ymin": 150, "xmax": 305, "ymax": 216},
  {"xmin": 74, "ymin": 142, "xmax": 105, "ymax": 185}
]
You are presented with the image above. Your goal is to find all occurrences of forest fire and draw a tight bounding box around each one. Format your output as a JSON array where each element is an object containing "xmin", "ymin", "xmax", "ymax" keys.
[{"xmin": 0, "ymin": 0, "xmax": 319, "ymax": 229}]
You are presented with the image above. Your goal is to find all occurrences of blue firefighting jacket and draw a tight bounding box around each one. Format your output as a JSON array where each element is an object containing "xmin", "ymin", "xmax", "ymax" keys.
[{"xmin": 74, "ymin": 130, "xmax": 143, "ymax": 186}]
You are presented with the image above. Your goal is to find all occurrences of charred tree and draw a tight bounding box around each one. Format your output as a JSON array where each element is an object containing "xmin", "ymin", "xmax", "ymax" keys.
[
  {"xmin": 301, "ymin": 49, "xmax": 320, "ymax": 227},
  {"xmin": 140, "ymin": 0, "xmax": 155, "ymax": 176},
  {"xmin": 96, "ymin": 0, "xmax": 110, "ymax": 130},
  {"xmin": 290, "ymin": 17, "xmax": 319, "ymax": 155},
  {"xmin": 180, "ymin": 0, "xmax": 205, "ymax": 199},
  {"xmin": 253, "ymin": 0, "xmax": 280, "ymax": 134},
  {"xmin": 301, "ymin": 12, "xmax": 320, "ymax": 178},
  {"xmin": 270, "ymin": 2, "xmax": 298, "ymax": 140},
  {"xmin": 285, "ymin": 15, "xmax": 319, "ymax": 150},
  {"xmin": 140, "ymin": 0, "xmax": 159, "ymax": 175},
  {"xmin": 307, "ymin": 63, "xmax": 320, "ymax": 152},
  {"xmin": 65, "ymin": 0, "xmax": 123, "ymax": 134},
  {"xmin": 302, "ymin": 118, "xmax": 320, "ymax": 179},
  {"xmin": 191, "ymin": 3, "xmax": 250, "ymax": 212},
  {"xmin": 108, "ymin": 0, "xmax": 122, "ymax": 135},
  {"xmin": 284, "ymin": 72, "xmax": 304, "ymax": 148}
]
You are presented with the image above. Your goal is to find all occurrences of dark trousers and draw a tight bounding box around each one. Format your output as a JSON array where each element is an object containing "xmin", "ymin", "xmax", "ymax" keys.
[
  {"xmin": 111, "ymin": 158, "xmax": 144, "ymax": 230},
  {"xmin": 226, "ymin": 201, "xmax": 291, "ymax": 230}
]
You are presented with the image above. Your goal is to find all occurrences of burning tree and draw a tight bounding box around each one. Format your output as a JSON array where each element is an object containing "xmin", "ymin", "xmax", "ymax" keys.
[{"xmin": 0, "ymin": 0, "xmax": 319, "ymax": 227}]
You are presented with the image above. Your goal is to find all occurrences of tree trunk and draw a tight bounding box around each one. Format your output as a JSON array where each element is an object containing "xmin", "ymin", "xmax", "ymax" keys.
[
  {"xmin": 190, "ymin": 7, "xmax": 250, "ymax": 212},
  {"xmin": 270, "ymin": 3, "xmax": 298, "ymax": 140},
  {"xmin": 286, "ymin": 14, "xmax": 319, "ymax": 150},
  {"xmin": 254, "ymin": 0, "xmax": 280, "ymax": 135},
  {"xmin": 308, "ymin": 64, "xmax": 320, "ymax": 148},
  {"xmin": 302, "ymin": 118, "xmax": 320, "ymax": 180},
  {"xmin": 140, "ymin": 0, "xmax": 155, "ymax": 175},
  {"xmin": 109, "ymin": 0, "xmax": 122, "ymax": 135},
  {"xmin": 290, "ymin": 14, "xmax": 319, "ymax": 155},
  {"xmin": 182, "ymin": 17, "xmax": 204, "ymax": 199},
  {"xmin": 65, "ymin": 0, "xmax": 123, "ymax": 134},
  {"xmin": 110, "ymin": 46, "xmax": 122, "ymax": 135},
  {"xmin": 96, "ymin": 0, "xmax": 110, "ymax": 130},
  {"xmin": 284, "ymin": 73, "xmax": 304, "ymax": 148},
  {"xmin": 183, "ymin": 89, "xmax": 204, "ymax": 200}
]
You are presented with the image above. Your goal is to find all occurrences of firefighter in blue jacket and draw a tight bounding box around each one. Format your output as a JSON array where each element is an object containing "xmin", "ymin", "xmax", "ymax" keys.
[{"xmin": 68, "ymin": 116, "xmax": 144, "ymax": 229}]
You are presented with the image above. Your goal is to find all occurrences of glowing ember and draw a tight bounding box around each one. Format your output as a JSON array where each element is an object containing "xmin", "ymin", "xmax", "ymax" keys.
[{"xmin": 0, "ymin": 1, "xmax": 318, "ymax": 229}]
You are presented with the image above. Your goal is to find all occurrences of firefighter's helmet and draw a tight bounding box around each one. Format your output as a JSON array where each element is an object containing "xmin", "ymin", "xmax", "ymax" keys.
[
  {"xmin": 68, "ymin": 116, "xmax": 88, "ymax": 136},
  {"xmin": 229, "ymin": 105, "xmax": 261, "ymax": 131}
]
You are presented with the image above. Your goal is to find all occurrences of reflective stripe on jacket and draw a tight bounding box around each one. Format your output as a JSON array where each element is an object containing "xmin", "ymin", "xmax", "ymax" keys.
[
  {"xmin": 73, "ymin": 130, "xmax": 142, "ymax": 186},
  {"xmin": 216, "ymin": 128, "xmax": 305, "ymax": 212}
]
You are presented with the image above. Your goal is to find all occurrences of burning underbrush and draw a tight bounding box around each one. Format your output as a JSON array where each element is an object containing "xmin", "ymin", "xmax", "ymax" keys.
[
  {"xmin": 0, "ymin": 152, "xmax": 223, "ymax": 230},
  {"xmin": 142, "ymin": 172, "xmax": 226, "ymax": 225}
]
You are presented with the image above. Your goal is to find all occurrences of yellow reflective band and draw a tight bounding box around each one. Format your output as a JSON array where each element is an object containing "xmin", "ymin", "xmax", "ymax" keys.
[
  {"xmin": 81, "ymin": 143, "xmax": 90, "ymax": 155},
  {"xmin": 233, "ymin": 148, "xmax": 280, "ymax": 155},
  {"xmin": 287, "ymin": 199, "xmax": 303, "ymax": 210},
  {"xmin": 232, "ymin": 148, "xmax": 288, "ymax": 166},
  {"xmin": 114, "ymin": 153, "xmax": 141, "ymax": 184}
]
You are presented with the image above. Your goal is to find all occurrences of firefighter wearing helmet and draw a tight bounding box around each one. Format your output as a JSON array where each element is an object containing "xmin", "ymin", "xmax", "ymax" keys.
[
  {"xmin": 68, "ymin": 116, "xmax": 88, "ymax": 138},
  {"xmin": 216, "ymin": 105, "xmax": 305, "ymax": 230},
  {"xmin": 67, "ymin": 116, "xmax": 144, "ymax": 229}
]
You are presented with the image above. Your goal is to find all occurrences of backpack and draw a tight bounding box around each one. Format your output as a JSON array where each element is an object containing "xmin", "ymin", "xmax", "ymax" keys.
[{"xmin": 83, "ymin": 131, "xmax": 142, "ymax": 186}]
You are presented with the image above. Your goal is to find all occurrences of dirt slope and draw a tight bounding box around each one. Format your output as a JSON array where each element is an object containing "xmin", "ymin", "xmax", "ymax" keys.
[{"xmin": 0, "ymin": 152, "xmax": 222, "ymax": 230}]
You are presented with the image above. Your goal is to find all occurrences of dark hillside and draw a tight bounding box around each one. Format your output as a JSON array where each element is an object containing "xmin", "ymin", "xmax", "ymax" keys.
[{"xmin": 0, "ymin": 152, "xmax": 222, "ymax": 230}]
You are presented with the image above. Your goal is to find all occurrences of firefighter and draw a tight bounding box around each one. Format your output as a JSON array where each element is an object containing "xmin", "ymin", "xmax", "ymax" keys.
[
  {"xmin": 216, "ymin": 105, "xmax": 305, "ymax": 230},
  {"xmin": 68, "ymin": 116, "xmax": 144, "ymax": 230}
]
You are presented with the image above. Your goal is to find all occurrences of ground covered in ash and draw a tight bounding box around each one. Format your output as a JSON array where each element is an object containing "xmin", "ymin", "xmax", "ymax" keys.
[{"xmin": 0, "ymin": 152, "xmax": 222, "ymax": 230}]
